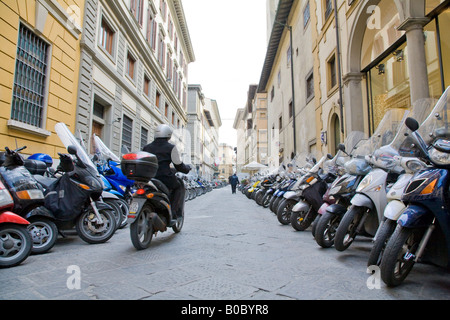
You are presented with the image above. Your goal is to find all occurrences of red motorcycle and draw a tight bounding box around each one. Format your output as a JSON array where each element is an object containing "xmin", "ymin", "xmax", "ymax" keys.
[{"xmin": 0, "ymin": 180, "xmax": 32, "ymax": 268}]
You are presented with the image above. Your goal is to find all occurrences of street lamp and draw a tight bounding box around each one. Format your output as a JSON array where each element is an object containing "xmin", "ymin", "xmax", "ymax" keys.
[
  {"xmin": 233, "ymin": 147, "xmax": 237, "ymax": 174},
  {"xmin": 274, "ymin": 20, "xmax": 296, "ymax": 155}
]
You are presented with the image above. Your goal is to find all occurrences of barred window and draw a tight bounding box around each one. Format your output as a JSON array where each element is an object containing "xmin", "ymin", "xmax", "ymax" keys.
[
  {"xmin": 140, "ymin": 127, "xmax": 148, "ymax": 149},
  {"xmin": 11, "ymin": 24, "xmax": 49, "ymax": 128},
  {"xmin": 324, "ymin": 0, "xmax": 333, "ymax": 20},
  {"xmin": 122, "ymin": 115, "xmax": 133, "ymax": 151}
]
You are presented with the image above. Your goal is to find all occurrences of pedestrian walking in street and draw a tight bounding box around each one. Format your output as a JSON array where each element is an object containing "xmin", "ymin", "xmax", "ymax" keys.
[{"xmin": 228, "ymin": 173, "xmax": 239, "ymax": 194}]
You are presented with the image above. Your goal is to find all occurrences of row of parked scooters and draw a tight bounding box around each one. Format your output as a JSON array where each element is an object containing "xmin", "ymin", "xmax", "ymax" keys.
[
  {"xmin": 240, "ymin": 87, "xmax": 450, "ymax": 287},
  {"xmin": 183, "ymin": 176, "xmax": 225, "ymax": 201},
  {"xmin": 0, "ymin": 121, "xmax": 218, "ymax": 267}
]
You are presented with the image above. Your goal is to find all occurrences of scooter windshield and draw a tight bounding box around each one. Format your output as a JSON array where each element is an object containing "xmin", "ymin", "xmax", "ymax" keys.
[
  {"xmin": 419, "ymin": 86, "xmax": 450, "ymax": 144},
  {"xmin": 55, "ymin": 123, "xmax": 99, "ymax": 174},
  {"xmin": 326, "ymin": 131, "xmax": 366, "ymax": 171},
  {"xmin": 93, "ymin": 134, "xmax": 121, "ymax": 163},
  {"xmin": 382, "ymin": 98, "xmax": 437, "ymax": 158}
]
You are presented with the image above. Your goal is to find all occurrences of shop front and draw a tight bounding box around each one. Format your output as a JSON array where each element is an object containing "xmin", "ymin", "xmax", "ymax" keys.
[{"xmin": 346, "ymin": 0, "xmax": 449, "ymax": 136}]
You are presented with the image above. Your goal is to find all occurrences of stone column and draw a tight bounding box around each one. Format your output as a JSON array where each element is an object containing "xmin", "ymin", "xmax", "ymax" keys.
[
  {"xmin": 398, "ymin": 17, "xmax": 430, "ymax": 105},
  {"xmin": 343, "ymin": 72, "xmax": 365, "ymax": 134}
]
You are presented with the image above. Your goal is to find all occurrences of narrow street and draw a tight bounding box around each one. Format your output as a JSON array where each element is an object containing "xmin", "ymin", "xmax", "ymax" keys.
[{"xmin": 0, "ymin": 187, "xmax": 449, "ymax": 301}]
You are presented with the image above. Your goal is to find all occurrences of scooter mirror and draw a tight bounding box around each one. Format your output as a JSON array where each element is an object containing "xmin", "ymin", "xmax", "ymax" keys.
[
  {"xmin": 405, "ymin": 117, "xmax": 419, "ymax": 132},
  {"xmin": 338, "ymin": 143, "xmax": 346, "ymax": 152},
  {"xmin": 67, "ymin": 145, "xmax": 78, "ymax": 155},
  {"xmin": 327, "ymin": 153, "xmax": 333, "ymax": 159}
]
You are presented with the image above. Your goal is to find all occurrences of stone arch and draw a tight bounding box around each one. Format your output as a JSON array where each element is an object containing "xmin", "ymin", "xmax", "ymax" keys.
[
  {"xmin": 343, "ymin": 0, "xmax": 405, "ymax": 134},
  {"xmin": 327, "ymin": 107, "xmax": 342, "ymax": 155},
  {"xmin": 346, "ymin": 0, "xmax": 406, "ymax": 74}
]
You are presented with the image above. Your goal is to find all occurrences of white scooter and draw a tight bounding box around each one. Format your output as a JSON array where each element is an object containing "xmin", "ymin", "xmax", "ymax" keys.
[
  {"xmin": 333, "ymin": 109, "xmax": 408, "ymax": 252},
  {"xmin": 367, "ymin": 155, "xmax": 428, "ymax": 266}
]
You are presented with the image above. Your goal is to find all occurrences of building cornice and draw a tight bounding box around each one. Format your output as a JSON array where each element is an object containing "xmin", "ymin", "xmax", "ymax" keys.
[
  {"xmin": 257, "ymin": 0, "xmax": 294, "ymax": 93},
  {"xmin": 171, "ymin": 0, "xmax": 196, "ymax": 63}
]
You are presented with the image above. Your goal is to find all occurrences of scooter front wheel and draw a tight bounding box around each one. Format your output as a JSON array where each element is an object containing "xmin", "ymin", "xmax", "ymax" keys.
[
  {"xmin": 277, "ymin": 199, "xmax": 294, "ymax": 225},
  {"xmin": 76, "ymin": 207, "xmax": 117, "ymax": 244},
  {"xmin": 290, "ymin": 207, "xmax": 315, "ymax": 231},
  {"xmin": 0, "ymin": 224, "xmax": 32, "ymax": 268},
  {"xmin": 334, "ymin": 205, "xmax": 364, "ymax": 251},
  {"xmin": 380, "ymin": 226, "xmax": 419, "ymax": 287},
  {"xmin": 130, "ymin": 205, "xmax": 154, "ymax": 250},
  {"xmin": 315, "ymin": 211, "xmax": 340, "ymax": 248},
  {"xmin": 367, "ymin": 219, "xmax": 396, "ymax": 267}
]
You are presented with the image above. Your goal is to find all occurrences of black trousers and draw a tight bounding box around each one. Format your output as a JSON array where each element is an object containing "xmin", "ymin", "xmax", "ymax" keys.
[
  {"xmin": 231, "ymin": 184, "xmax": 237, "ymax": 193},
  {"xmin": 157, "ymin": 176, "xmax": 185, "ymax": 218}
]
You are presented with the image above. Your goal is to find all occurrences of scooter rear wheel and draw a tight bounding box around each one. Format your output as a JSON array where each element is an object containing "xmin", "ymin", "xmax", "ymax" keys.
[
  {"xmin": 27, "ymin": 217, "xmax": 58, "ymax": 254},
  {"xmin": 130, "ymin": 204, "xmax": 154, "ymax": 250}
]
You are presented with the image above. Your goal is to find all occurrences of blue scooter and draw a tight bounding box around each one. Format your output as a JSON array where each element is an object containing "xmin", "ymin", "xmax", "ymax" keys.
[
  {"xmin": 380, "ymin": 86, "xmax": 450, "ymax": 287},
  {"xmin": 92, "ymin": 134, "xmax": 135, "ymax": 229}
]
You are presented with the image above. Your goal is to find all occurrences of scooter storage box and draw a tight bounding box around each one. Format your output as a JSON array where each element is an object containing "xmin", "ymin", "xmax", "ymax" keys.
[
  {"xmin": 121, "ymin": 152, "xmax": 158, "ymax": 182},
  {"xmin": 24, "ymin": 159, "xmax": 48, "ymax": 175}
]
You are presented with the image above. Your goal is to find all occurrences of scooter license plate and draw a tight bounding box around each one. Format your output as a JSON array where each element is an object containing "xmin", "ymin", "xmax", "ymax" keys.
[{"xmin": 129, "ymin": 201, "xmax": 139, "ymax": 214}]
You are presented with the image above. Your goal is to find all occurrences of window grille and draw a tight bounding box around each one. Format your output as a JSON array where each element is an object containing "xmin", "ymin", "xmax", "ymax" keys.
[
  {"xmin": 141, "ymin": 127, "xmax": 148, "ymax": 149},
  {"xmin": 11, "ymin": 24, "xmax": 49, "ymax": 128},
  {"xmin": 122, "ymin": 115, "xmax": 133, "ymax": 151}
]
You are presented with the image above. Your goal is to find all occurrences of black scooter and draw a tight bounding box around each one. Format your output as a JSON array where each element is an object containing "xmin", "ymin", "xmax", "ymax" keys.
[
  {"xmin": 26, "ymin": 123, "xmax": 117, "ymax": 252},
  {"xmin": 122, "ymin": 151, "xmax": 185, "ymax": 250}
]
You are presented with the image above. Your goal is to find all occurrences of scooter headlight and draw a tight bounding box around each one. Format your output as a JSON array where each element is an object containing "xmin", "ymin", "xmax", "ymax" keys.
[
  {"xmin": 405, "ymin": 159, "xmax": 427, "ymax": 172},
  {"xmin": 0, "ymin": 188, "xmax": 14, "ymax": 207},
  {"xmin": 429, "ymin": 147, "xmax": 450, "ymax": 165},
  {"xmin": 356, "ymin": 175, "xmax": 372, "ymax": 192},
  {"xmin": 16, "ymin": 189, "xmax": 44, "ymax": 200}
]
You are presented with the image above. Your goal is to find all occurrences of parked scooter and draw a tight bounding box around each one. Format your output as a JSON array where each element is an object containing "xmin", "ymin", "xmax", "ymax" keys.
[
  {"xmin": 314, "ymin": 131, "xmax": 366, "ymax": 246},
  {"xmin": 366, "ymin": 100, "xmax": 433, "ymax": 266},
  {"xmin": 334, "ymin": 109, "xmax": 408, "ymax": 252},
  {"xmin": 288, "ymin": 153, "xmax": 335, "ymax": 231},
  {"xmin": 122, "ymin": 151, "xmax": 187, "ymax": 250},
  {"xmin": 260, "ymin": 174, "xmax": 281, "ymax": 208},
  {"xmin": 255, "ymin": 175, "xmax": 276, "ymax": 206},
  {"xmin": 0, "ymin": 180, "xmax": 32, "ymax": 267},
  {"xmin": 0, "ymin": 146, "xmax": 58, "ymax": 254},
  {"xmin": 380, "ymin": 87, "xmax": 450, "ymax": 287},
  {"xmin": 27, "ymin": 123, "xmax": 117, "ymax": 251}
]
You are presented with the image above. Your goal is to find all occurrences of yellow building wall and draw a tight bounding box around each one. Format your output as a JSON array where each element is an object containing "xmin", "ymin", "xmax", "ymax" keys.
[{"xmin": 0, "ymin": 0, "xmax": 83, "ymax": 158}]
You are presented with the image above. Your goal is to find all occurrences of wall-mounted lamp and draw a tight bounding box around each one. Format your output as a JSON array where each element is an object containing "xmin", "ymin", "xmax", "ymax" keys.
[
  {"xmin": 376, "ymin": 63, "xmax": 385, "ymax": 75},
  {"xmin": 393, "ymin": 49, "xmax": 404, "ymax": 62}
]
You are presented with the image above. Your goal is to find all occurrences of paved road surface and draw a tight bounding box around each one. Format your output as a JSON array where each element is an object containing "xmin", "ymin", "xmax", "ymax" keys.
[{"xmin": 0, "ymin": 187, "xmax": 449, "ymax": 301}]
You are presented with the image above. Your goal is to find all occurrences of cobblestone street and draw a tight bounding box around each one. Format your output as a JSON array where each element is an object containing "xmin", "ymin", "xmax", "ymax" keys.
[{"xmin": 0, "ymin": 187, "xmax": 449, "ymax": 301}]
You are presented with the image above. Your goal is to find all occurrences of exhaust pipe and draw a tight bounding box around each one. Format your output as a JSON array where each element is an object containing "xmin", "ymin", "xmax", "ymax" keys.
[{"xmin": 150, "ymin": 212, "xmax": 167, "ymax": 232}]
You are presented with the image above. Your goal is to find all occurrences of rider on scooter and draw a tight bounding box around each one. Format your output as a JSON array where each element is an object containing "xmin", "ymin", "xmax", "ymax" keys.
[{"xmin": 143, "ymin": 124, "xmax": 191, "ymax": 219}]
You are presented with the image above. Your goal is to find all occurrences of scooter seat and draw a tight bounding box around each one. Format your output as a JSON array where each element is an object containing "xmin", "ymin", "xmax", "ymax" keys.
[
  {"xmin": 151, "ymin": 178, "xmax": 171, "ymax": 196},
  {"xmin": 34, "ymin": 175, "xmax": 57, "ymax": 189}
]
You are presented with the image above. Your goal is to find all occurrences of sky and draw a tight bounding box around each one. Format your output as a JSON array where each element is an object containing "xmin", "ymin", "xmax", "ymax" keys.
[{"xmin": 182, "ymin": 0, "xmax": 268, "ymax": 147}]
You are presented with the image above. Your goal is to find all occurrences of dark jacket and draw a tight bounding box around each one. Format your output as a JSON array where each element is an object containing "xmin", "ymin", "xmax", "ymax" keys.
[
  {"xmin": 229, "ymin": 174, "xmax": 239, "ymax": 186},
  {"xmin": 143, "ymin": 138, "xmax": 190, "ymax": 188}
]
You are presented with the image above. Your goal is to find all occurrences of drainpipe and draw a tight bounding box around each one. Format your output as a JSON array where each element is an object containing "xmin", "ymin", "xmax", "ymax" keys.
[
  {"xmin": 275, "ymin": 20, "xmax": 297, "ymax": 155},
  {"xmin": 333, "ymin": 0, "xmax": 344, "ymax": 134}
]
